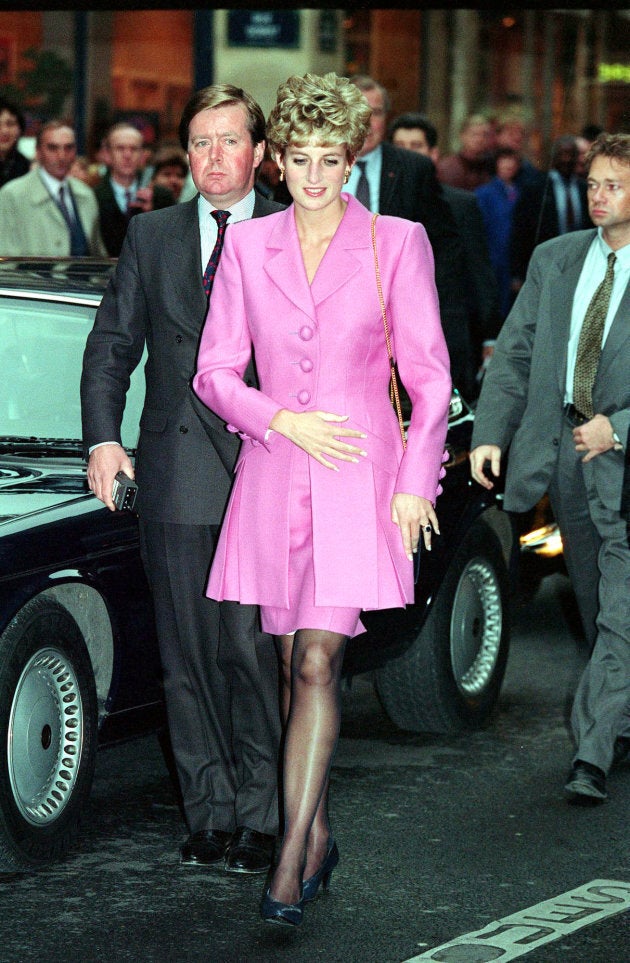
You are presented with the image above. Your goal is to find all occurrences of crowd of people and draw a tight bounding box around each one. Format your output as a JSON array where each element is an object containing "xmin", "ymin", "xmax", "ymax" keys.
[
  {"xmin": 0, "ymin": 98, "xmax": 191, "ymax": 258},
  {"xmin": 0, "ymin": 72, "xmax": 628, "ymax": 929},
  {"xmin": 0, "ymin": 89, "xmax": 608, "ymax": 396}
]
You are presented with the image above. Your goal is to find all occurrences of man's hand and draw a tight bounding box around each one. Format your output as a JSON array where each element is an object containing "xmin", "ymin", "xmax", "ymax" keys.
[
  {"xmin": 573, "ymin": 414, "xmax": 623, "ymax": 463},
  {"xmin": 87, "ymin": 443, "xmax": 134, "ymax": 511},
  {"xmin": 470, "ymin": 444, "xmax": 502, "ymax": 489}
]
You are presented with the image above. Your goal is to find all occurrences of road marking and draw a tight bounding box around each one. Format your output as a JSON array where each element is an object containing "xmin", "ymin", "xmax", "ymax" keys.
[{"xmin": 403, "ymin": 879, "xmax": 630, "ymax": 961}]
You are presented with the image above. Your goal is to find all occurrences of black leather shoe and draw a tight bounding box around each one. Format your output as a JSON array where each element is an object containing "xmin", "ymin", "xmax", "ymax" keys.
[
  {"xmin": 612, "ymin": 737, "xmax": 630, "ymax": 768},
  {"xmin": 564, "ymin": 761, "xmax": 607, "ymax": 803},
  {"xmin": 225, "ymin": 826, "xmax": 275, "ymax": 874},
  {"xmin": 180, "ymin": 829, "xmax": 232, "ymax": 866}
]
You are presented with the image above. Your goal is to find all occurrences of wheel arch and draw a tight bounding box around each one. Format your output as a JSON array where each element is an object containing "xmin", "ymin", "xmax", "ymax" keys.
[{"xmin": 38, "ymin": 583, "xmax": 114, "ymax": 724}]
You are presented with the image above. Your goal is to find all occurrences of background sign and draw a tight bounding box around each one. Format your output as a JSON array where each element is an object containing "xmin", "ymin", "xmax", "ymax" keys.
[{"xmin": 227, "ymin": 11, "xmax": 300, "ymax": 49}]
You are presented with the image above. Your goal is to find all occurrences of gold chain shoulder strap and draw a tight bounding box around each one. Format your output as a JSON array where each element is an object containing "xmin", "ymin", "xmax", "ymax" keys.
[{"xmin": 371, "ymin": 213, "xmax": 406, "ymax": 450}]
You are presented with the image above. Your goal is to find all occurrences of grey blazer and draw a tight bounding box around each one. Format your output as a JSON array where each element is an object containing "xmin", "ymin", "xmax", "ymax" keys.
[
  {"xmin": 80, "ymin": 192, "xmax": 284, "ymax": 524},
  {"xmin": 472, "ymin": 229, "xmax": 630, "ymax": 513}
]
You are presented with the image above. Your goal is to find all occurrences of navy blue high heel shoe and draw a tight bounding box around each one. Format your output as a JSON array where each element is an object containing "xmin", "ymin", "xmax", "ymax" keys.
[
  {"xmin": 302, "ymin": 839, "xmax": 339, "ymax": 902},
  {"xmin": 260, "ymin": 888, "xmax": 304, "ymax": 926}
]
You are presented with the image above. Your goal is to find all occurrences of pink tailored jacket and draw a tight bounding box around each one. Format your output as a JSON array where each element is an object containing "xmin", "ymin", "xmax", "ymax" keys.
[{"xmin": 192, "ymin": 194, "xmax": 452, "ymax": 611}]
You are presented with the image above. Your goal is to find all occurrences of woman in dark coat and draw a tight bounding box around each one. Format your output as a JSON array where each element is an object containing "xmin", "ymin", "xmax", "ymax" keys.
[{"xmin": 0, "ymin": 98, "xmax": 30, "ymax": 189}]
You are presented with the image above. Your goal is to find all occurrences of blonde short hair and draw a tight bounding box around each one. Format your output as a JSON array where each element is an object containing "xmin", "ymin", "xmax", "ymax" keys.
[{"xmin": 266, "ymin": 73, "xmax": 371, "ymax": 159}]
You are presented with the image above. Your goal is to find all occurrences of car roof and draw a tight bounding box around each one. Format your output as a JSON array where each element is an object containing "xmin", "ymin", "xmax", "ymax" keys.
[{"xmin": 0, "ymin": 257, "xmax": 116, "ymax": 300}]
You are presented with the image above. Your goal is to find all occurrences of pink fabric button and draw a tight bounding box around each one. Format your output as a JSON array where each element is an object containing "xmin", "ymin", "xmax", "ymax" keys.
[
  {"xmin": 299, "ymin": 358, "xmax": 314, "ymax": 372},
  {"xmin": 299, "ymin": 325, "xmax": 314, "ymax": 341},
  {"xmin": 297, "ymin": 390, "xmax": 311, "ymax": 405}
]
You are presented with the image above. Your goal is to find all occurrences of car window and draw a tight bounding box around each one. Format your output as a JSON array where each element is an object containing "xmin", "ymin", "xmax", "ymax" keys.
[{"xmin": 0, "ymin": 296, "xmax": 146, "ymax": 450}]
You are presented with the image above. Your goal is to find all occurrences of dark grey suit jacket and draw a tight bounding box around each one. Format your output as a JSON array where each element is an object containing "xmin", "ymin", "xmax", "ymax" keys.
[
  {"xmin": 442, "ymin": 184, "xmax": 502, "ymax": 349},
  {"xmin": 377, "ymin": 142, "xmax": 471, "ymax": 392},
  {"xmin": 80, "ymin": 192, "xmax": 284, "ymax": 524},
  {"xmin": 510, "ymin": 172, "xmax": 592, "ymax": 285},
  {"xmin": 95, "ymin": 174, "xmax": 174, "ymax": 257},
  {"xmin": 472, "ymin": 229, "xmax": 630, "ymax": 514}
]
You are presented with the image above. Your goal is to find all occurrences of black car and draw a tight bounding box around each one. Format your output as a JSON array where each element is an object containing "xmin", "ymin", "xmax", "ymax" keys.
[{"xmin": 0, "ymin": 258, "xmax": 513, "ymax": 873}]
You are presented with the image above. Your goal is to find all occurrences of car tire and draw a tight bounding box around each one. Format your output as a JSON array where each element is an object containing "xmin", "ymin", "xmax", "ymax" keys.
[
  {"xmin": 0, "ymin": 597, "xmax": 98, "ymax": 872},
  {"xmin": 375, "ymin": 520, "xmax": 510, "ymax": 734}
]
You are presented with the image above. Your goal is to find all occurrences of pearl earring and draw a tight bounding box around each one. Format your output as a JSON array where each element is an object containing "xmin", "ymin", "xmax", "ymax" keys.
[
  {"xmin": 279, "ymin": 167, "xmax": 285, "ymax": 182},
  {"xmin": 344, "ymin": 167, "xmax": 351, "ymax": 184}
]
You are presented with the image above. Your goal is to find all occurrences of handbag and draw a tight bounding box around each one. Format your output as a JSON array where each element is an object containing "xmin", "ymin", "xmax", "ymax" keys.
[{"xmin": 370, "ymin": 213, "xmax": 420, "ymax": 584}]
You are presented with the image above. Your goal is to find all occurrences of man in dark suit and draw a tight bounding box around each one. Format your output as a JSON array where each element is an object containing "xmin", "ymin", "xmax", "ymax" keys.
[
  {"xmin": 81, "ymin": 86, "xmax": 283, "ymax": 873},
  {"xmin": 470, "ymin": 133, "xmax": 630, "ymax": 804},
  {"xmin": 511, "ymin": 134, "xmax": 592, "ymax": 290},
  {"xmin": 388, "ymin": 111, "xmax": 502, "ymax": 387},
  {"xmin": 346, "ymin": 76, "xmax": 471, "ymax": 395},
  {"xmin": 95, "ymin": 122, "xmax": 173, "ymax": 257}
]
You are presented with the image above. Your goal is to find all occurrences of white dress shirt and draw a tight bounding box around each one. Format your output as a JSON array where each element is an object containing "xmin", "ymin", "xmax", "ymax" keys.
[
  {"xmin": 198, "ymin": 189, "xmax": 256, "ymax": 270},
  {"xmin": 565, "ymin": 228, "xmax": 630, "ymax": 403}
]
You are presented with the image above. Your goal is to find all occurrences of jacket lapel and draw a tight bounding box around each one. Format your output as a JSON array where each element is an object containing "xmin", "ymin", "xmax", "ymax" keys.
[
  {"xmin": 598, "ymin": 275, "xmax": 630, "ymax": 380},
  {"xmin": 263, "ymin": 196, "xmax": 369, "ymax": 317},
  {"xmin": 264, "ymin": 206, "xmax": 315, "ymax": 319},
  {"xmin": 310, "ymin": 195, "xmax": 368, "ymax": 306},
  {"xmin": 163, "ymin": 198, "xmax": 206, "ymax": 317},
  {"xmin": 549, "ymin": 232, "xmax": 595, "ymax": 395},
  {"xmin": 378, "ymin": 143, "xmax": 399, "ymax": 214}
]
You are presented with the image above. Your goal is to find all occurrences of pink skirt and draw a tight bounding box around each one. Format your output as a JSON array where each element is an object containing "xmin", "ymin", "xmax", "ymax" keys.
[{"xmin": 260, "ymin": 449, "xmax": 363, "ymax": 639}]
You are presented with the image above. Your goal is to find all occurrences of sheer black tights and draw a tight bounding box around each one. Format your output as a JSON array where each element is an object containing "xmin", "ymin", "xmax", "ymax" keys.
[{"xmin": 271, "ymin": 628, "xmax": 347, "ymax": 905}]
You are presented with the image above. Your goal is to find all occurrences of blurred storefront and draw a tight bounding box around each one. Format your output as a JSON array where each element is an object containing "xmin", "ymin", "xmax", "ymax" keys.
[{"xmin": 0, "ymin": 8, "xmax": 627, "ymax": 164}]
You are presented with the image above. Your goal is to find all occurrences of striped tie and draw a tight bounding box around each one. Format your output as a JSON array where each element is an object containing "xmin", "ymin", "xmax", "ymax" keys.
[{"xmin": 203, "ymin": 210, "xmax": 230, "ymax": 296}]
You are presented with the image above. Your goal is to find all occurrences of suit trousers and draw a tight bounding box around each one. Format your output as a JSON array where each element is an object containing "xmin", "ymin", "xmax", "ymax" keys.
[
  {"xmin": 549, "ymin": 420, "xmax": 630, "ymax": 773},
  {"xmin": 140, "ymin": 520, "xmax": 281, "ymax": 835}
]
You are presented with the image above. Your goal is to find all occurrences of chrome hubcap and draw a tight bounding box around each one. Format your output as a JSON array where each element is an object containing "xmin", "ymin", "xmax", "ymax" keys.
[
  {"xmin": 8, "ymin": 647, "xmax": 83, "ymax": 825},
  {"xmin": 450, "ymin": 558, "xmax": 503, "ymax": 697}
]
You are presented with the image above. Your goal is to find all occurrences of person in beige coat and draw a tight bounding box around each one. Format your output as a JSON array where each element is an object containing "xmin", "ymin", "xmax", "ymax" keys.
[{"xmin": 0, "ymin": 121, "xmax": 106, "ymax": 257}]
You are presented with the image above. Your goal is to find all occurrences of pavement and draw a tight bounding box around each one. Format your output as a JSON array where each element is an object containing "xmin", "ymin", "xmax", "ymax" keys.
[{"xmin": 1, "ymin": 572, "xmax": 629, "ymax": 963}]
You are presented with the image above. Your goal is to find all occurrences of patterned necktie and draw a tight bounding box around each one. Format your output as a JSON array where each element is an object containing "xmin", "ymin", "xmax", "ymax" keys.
[
  {"xmin": 573, "ymin": 251, "xmax": 616, "ymax": 418},
  {"xmin": 203, "ymin": 210, "xmax": 230, "ymax": 296},
  {"xmin": 57, "ymin": 184, "xmax": 73, "ymax": 225},
  {"xmin": 355, "ymin": 161, "xmax": 371, "ymax": 210}
]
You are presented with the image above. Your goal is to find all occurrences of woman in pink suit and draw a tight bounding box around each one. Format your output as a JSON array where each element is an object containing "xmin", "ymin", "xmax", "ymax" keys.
[{"xmin": 193, "ymin": 73, "xmax": 451, "ymax": 926}]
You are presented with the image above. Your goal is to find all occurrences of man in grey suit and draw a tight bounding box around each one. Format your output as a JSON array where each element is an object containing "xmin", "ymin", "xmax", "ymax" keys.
[
  {"xmin": 470, "ymin": 133, "xmax": 630, "ymax": 804},
  {"xmin": 81, "ymin": 85, "xmax": 283, "ymax": 871}
]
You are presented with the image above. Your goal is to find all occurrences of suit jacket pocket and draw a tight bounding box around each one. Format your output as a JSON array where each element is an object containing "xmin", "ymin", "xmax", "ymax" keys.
[{"xmin": 140, "ymin": 406, "xmax": 169, "ymax": 433}]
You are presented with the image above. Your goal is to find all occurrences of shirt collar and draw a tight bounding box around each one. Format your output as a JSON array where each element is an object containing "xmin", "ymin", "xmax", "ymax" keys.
[
  {"xmin": 597, "ymin": 227, "xmax": 630, "ymax": 269},
  {"xmin": 356, "ymin": 144, "xmax": 382, "ymax": 172},
  {"xmin": 197, "ymin": 188, "xmax": 256, "ymax": 226},
  {"xmin": 110, "ymin": 177, "xmax": 138, "ymax": 205},
  {"xmin": 38, "ymin": 167, "xmax": 70, "ymax": 197}
]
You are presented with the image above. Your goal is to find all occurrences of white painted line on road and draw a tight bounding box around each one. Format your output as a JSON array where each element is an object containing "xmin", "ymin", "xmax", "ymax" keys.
[{"xmin": 403, "ymin": 879, "xmax": 630, "ymax": 962}]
